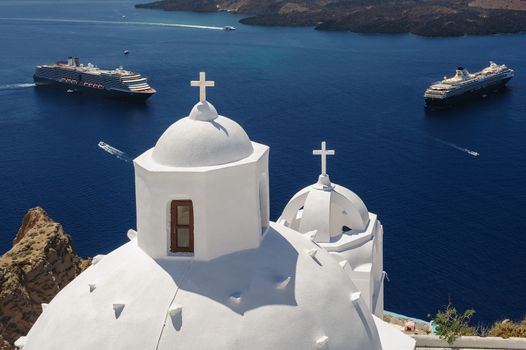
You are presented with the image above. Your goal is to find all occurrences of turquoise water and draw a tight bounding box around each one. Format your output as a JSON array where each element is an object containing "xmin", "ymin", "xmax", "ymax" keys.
[{"xmin": 1, "ymin": 0, "xmax": 525, "ymax": 324}]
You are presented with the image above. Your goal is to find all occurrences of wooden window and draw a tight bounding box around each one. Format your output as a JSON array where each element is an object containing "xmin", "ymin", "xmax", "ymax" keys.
[{"xmin": 170, "ymin": 200, "xmax": 194, "ymax": 253}]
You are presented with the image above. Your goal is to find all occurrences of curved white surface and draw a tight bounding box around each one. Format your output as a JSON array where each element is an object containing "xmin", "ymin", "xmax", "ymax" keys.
[
  {"xmin": 279, "ymin": 177, "xmax": 370, "ymax": 240},
  {"xmin": 21, "ymin": 222, "xmax": 392, "ymax": 350},
  {"xmin": 152, "ymin": 102, "xmax": 253, "ymax": 167},
  {"xmin": 333, "ymin": 184, "xmax": 369, "ymax": 229}
]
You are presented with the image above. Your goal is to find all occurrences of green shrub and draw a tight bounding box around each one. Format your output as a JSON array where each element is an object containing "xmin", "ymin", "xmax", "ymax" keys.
[{"xmin": 429, "ymin": 301, "xmax": 476, "ymax": 345}]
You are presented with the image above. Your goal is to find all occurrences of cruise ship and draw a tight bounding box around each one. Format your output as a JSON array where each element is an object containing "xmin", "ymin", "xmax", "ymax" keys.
[
  {"xmin": 33, "ymin": 57, "xmax": 156, "ymax": 101},
  {"xmin": 424, "ymin": 62, "xmax": 514, "ymax": 107}
]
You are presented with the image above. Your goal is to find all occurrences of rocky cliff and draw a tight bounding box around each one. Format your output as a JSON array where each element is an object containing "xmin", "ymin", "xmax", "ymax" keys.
[
  {"xmin": 135, "ymin": 0, "xmax": 526, "ymax": 37},
  {"xmin": 0, "ymin": 208, "xmax": 90, "ymax": 350}
]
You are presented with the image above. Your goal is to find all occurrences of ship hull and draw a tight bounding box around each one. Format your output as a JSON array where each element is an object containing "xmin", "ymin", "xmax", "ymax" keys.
[
  {"xmin": 33, "ymin": 76, "xmax": 154, "ymax": 102},
  {"xmin": 425, "ymin": 76, "xmax": 512, "ymax": 108}
]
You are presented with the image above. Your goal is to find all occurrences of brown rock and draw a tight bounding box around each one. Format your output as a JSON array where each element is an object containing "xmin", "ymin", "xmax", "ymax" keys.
[
  {"xmin": 135, "ymin": 0, "xmax": 526, "ymax": 36},
  {"xmin": 0, "ymin": 207, "xmax": 91, "ymax": 350},
  {"xmin": 0, "ymin": 335, "xmax": 12, "ymax": 350}
]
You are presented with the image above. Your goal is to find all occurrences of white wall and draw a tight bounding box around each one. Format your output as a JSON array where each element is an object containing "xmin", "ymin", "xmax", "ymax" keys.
[
  {"xmin": 134, "ymin": 143, "xmax": 269, "ymax": 261},
  {"xmin": 412, "ymin": 335, "xmax": 526, "ymax": 349}
]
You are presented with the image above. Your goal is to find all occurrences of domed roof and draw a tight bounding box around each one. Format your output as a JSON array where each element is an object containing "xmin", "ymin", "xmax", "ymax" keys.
[
  {"xmin": 21, "ymin": 223, "xmax": 383, "ymax": 350},
  {"xmin": 152, "ymin": 101, "xmax": 253, "ymax": 167},
  {"xmin": 279, "ymin": 174, "xmax": 370, "ymax": 243}
]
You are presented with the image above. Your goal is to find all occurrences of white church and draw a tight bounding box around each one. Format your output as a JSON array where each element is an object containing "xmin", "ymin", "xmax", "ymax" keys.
[{"xmin": 16, "ymin": 73, "xmax": 416, "ymax": 350}]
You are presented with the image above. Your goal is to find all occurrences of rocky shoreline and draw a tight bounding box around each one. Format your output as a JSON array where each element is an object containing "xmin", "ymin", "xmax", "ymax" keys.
[
  {"xmin": 134, "ymin": 0, "xmax": 526, "ymax": 37},
  {"xmin": 0, "ymin": 208, "xmax": 90, "ymax": 350}
]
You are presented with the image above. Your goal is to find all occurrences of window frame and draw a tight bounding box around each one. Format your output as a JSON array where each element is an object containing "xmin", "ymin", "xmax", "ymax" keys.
[{"xmin": 170, "ymin": 200, "xmax": 194, "ymax": 253}]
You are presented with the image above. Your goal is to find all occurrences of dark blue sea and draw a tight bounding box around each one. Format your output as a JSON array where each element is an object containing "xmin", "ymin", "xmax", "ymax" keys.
[{"xmin": 1, "ymin": 0, "xmax": 525, "ymax": 325}]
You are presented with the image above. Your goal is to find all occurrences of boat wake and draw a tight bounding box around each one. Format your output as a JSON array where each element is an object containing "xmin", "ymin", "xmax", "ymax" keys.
[
  {"xmin": 0, "ymin": 83, "xmax": 36, "ymax": 90},
  {"xmin": 0, "ymin": 17, "xmax": 225, "ymax": 30},
  {"xmin": 98, "ymin": 142, "xmax": 132, "ymax": 162},
  {"xmin": 435, "ymin": 138, "xmax": 479, "ymax": 157}
]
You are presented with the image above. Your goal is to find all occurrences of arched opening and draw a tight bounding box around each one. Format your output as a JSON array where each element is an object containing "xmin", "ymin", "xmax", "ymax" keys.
[{"xmin": 170, "ymin": 200, "xmax": 194, "ymax": 253}]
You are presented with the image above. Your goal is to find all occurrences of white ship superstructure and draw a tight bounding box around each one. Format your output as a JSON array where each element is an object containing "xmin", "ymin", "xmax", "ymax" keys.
[{"xmin": 424, "ymin": 62, "xmax": 514, "ymax": 107}]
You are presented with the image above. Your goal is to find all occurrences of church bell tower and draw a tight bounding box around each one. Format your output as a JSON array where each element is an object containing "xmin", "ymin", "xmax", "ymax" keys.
[{"xmin": 133, "ymin": 72, "xmax": 270, "ymax": 261}]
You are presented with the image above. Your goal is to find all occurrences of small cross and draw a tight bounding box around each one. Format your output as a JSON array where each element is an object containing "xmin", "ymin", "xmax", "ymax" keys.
[
  {"xmin": 191, "ymin": 72, "xmax": 215, "ymax": 102},
  {"xmin": 313, "ymin": 141, "xmax": 335, "ymax": 176}
]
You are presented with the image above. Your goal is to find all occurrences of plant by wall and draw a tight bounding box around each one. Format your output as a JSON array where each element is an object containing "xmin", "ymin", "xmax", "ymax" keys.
[{"xmin": 429, "ymin": 301, "xmax": 476, "ymax": 345}]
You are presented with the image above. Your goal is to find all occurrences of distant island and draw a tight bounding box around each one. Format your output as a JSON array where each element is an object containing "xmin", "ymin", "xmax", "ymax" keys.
[{"xmin": 134, "ymin": 0, "xmax": 526, "ymax": 37}]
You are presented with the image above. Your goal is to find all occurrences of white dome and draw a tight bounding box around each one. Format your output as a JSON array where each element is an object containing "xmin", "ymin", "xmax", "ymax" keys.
[
  {"xmin": 21, "ymin": 223, "xmax": 383, "ymax": 350},
  {"xmin": 152, "ymin": 101, "xmax": 253, "ymax": 167},
  {"xmin": 279, "ymin": 175, "xmax": 370, "ymax": 243}
]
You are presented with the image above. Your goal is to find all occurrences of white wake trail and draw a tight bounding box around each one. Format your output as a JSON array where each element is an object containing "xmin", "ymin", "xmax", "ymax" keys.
[
  {"xmin": 0, "ymin": 83, "xmax": 36, "ymax": 90},
  {"xmin": 98, "ymin": 142, "xmax": 132, "ymax": 162},
  {"xmin": 435, "ymin": 138, "xmax": 480, "ymax": 157},
  {"xmin": 0, "ymin": 17, "xmax": 225, "ymax": 30}
]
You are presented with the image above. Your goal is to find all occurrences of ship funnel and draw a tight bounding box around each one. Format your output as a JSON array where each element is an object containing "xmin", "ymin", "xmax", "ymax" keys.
[
  {"xmin": 67, "ymin": 57, "xmax": 73, "ymax": 66},
  {"xmin": 454, "ymin": 66, "xmax": 471, "ymax": 81},
  {"xmin": 74, "ymin": 57, "xmax": 80, "ymax": 66},
  {"xmin": 455, "ymin": 67, "xmax": 467, "ymax": 79}
]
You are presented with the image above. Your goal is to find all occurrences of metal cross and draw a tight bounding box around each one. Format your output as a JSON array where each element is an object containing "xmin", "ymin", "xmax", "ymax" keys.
[
  {"xmin": 313, "ymin": 141, "xmax": 335, "ymax": 176},
  {"xmin": 191, "ymin": 72, "xmax": 215, "ymax": 102}
]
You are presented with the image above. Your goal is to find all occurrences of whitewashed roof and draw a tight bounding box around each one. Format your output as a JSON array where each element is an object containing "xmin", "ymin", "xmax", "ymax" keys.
[
  {"xmin": 22, "ymin": 222, "xmax": 386, "ymax": 350},
  {"xmin": 279, "ymin": 174, "xmax": 370, "ymax": 243},
  {"xmin": 152, "ymin": 101, "xmax": 253, "ymax": 167}
]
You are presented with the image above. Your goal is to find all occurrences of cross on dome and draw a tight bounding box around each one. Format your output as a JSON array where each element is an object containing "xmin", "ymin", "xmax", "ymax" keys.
[
  {"xmin": 313, "ymin": 141, "xmax": 335, "ymax": 176},
  {"xmin": 191, "ymin": 72, "xmax": 215, "ymax": 102}
]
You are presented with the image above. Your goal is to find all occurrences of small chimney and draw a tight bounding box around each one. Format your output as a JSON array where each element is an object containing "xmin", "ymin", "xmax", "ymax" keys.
[{"xmin": 455, "ymin": 67, "xmax": 465, "ymax": 78}]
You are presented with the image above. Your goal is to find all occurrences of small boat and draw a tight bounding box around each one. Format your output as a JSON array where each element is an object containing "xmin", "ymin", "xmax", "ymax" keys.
[
  {"xmin": 66, "ymin": 89, "xmax": 75, "ymax": 93},
  {"xmin": 223, "ymin": 26, "xmax": 236, "ymax": 31},
  {"xmin": 98, "ymin": 141, "xmax": 107, "ymax": 147},
  {"xmin": 124, "ymin": 50, "xmax": 129, "ymax": 55}
]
